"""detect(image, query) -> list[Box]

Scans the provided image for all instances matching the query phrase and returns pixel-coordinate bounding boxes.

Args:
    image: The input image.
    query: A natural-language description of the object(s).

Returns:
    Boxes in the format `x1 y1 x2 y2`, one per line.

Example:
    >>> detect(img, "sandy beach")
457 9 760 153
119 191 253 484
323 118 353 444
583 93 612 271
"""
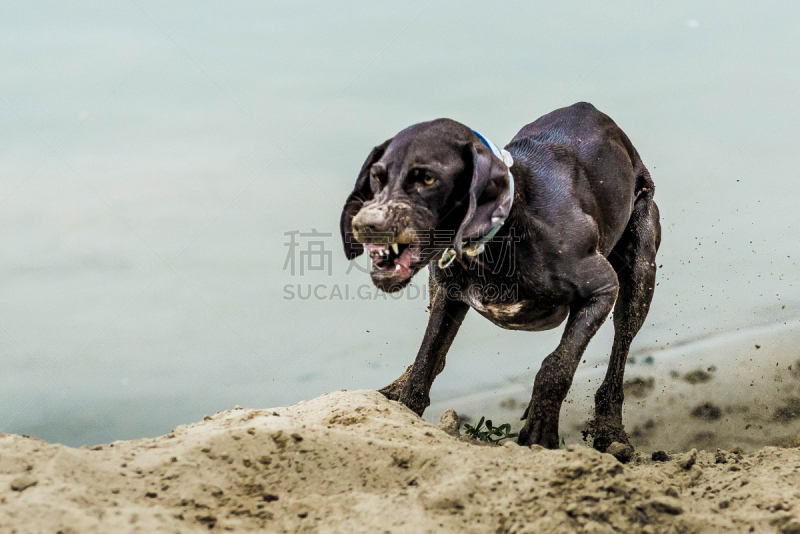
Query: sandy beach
3 383 800 533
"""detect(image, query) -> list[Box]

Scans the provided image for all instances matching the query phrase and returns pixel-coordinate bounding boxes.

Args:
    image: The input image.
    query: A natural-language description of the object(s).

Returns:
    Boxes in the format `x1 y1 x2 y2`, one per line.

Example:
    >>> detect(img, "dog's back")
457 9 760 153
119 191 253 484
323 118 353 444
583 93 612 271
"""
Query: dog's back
506 102 652 256
512 101 653 190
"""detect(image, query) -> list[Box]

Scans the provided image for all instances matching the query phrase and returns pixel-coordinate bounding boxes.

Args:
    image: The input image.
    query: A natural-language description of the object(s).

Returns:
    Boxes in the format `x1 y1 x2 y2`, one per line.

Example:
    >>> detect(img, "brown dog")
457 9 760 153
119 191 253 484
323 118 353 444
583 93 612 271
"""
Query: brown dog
340 102 660 449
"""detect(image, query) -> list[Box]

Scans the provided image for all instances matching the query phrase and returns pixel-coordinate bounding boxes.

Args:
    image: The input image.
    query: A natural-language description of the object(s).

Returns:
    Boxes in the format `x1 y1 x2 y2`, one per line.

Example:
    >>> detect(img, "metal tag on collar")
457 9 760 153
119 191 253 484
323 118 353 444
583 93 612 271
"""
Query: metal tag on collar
439 241 483 268
438 248 457 269
465 243 485 257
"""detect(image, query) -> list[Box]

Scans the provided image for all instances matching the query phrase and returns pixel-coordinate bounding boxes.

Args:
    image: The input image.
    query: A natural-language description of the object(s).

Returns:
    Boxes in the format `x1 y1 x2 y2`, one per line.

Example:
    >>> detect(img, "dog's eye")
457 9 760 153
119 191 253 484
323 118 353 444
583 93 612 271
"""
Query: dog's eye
411 169 435 186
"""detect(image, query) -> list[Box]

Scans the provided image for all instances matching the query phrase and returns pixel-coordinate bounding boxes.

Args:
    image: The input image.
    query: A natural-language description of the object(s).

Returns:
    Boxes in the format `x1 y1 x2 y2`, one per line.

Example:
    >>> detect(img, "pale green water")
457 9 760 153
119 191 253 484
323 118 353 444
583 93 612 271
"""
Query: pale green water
0 1 798 446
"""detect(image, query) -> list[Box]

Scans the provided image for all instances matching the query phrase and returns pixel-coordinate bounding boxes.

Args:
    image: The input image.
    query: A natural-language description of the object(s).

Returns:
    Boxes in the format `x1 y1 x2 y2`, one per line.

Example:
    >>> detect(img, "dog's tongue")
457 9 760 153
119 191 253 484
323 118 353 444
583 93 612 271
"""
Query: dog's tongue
394 247 418 279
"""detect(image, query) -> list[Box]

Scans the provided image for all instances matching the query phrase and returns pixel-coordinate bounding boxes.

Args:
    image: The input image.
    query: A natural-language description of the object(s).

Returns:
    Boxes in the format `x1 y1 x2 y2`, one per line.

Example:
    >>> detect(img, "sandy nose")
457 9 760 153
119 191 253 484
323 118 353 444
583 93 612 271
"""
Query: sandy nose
352 206 390 237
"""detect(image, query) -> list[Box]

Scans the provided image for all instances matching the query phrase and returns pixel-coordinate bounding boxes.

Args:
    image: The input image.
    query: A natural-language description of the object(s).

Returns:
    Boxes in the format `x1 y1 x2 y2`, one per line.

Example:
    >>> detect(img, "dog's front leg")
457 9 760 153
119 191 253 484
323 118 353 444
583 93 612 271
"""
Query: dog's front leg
379 285 469 416
518 260 618 448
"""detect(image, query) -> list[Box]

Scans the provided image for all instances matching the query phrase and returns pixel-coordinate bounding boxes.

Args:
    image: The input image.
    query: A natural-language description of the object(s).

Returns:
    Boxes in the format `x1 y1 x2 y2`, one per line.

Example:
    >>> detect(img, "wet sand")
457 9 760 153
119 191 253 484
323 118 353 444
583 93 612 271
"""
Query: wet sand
429 317 800 453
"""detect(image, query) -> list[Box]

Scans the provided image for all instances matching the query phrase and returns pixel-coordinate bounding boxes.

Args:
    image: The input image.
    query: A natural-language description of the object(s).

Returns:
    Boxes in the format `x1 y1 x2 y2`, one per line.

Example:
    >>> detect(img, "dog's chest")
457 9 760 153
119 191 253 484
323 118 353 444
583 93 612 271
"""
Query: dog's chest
462 290 523 317
460 287 568 332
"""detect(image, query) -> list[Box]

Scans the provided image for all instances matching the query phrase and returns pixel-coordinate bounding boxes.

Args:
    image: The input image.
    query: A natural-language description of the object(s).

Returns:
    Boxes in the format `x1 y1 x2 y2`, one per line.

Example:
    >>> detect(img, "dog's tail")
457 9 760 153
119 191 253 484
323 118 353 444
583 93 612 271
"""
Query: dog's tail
634 162 655 200
621 133 654 200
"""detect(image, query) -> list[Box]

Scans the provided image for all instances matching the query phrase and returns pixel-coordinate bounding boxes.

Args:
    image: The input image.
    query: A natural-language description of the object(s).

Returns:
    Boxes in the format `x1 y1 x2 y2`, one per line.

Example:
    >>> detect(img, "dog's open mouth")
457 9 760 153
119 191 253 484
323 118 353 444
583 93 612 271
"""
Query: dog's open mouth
365 242 421 286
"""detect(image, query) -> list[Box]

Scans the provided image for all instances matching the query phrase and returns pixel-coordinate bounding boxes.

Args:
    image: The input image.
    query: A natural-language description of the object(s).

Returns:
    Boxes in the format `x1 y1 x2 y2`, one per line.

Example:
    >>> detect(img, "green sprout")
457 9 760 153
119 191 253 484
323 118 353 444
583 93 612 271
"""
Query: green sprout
462 417 519 445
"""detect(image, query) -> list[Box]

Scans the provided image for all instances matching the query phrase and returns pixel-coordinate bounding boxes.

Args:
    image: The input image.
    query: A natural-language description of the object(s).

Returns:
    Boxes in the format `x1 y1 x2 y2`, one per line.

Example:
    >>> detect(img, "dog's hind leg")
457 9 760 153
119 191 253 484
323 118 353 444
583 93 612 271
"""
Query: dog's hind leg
518 258 618 449
378 277 469 416
589 187 661 452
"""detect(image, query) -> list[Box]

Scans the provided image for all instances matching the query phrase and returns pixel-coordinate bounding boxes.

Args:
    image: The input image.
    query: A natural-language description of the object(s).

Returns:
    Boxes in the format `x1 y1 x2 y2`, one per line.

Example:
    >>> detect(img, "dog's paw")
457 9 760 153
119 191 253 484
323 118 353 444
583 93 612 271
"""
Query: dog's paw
518 419 560 449
396 388 429 417
377 385 401 402
377 365 413 403
378 387 427 416
584 416 631 453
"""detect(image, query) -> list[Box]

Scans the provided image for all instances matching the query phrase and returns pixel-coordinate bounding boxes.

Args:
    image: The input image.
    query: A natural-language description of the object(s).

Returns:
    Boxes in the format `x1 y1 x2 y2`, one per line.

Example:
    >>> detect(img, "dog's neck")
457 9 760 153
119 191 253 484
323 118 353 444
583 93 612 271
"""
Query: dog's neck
438 130 515 269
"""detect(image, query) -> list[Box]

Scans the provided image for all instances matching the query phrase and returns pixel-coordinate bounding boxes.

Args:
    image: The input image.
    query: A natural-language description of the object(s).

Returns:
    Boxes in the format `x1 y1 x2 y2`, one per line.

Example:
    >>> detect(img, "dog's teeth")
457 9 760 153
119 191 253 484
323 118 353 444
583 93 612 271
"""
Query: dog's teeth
391 243 399 255
395 264 401 271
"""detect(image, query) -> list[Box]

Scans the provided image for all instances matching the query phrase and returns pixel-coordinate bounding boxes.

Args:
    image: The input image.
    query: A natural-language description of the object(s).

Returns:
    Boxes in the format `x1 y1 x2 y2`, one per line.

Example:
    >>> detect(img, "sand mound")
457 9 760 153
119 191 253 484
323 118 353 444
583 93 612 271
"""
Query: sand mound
2 390 800 533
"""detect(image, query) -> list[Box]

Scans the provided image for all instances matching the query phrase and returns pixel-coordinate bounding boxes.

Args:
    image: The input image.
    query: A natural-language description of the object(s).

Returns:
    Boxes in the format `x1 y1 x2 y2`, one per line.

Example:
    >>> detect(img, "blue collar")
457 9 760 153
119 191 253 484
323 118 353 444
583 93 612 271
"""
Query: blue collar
438 130 514 269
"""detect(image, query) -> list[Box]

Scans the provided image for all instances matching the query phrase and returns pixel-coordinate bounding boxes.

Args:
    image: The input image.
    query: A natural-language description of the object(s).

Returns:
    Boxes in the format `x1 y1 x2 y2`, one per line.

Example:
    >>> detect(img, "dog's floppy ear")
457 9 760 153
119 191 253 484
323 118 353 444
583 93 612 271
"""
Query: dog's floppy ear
340 138 392 259
453 142 513 256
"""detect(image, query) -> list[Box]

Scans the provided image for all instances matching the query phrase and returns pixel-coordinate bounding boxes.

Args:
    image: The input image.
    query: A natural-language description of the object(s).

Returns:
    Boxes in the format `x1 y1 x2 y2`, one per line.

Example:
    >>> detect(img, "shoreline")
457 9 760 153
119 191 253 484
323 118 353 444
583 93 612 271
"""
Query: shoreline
429 317 800 452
